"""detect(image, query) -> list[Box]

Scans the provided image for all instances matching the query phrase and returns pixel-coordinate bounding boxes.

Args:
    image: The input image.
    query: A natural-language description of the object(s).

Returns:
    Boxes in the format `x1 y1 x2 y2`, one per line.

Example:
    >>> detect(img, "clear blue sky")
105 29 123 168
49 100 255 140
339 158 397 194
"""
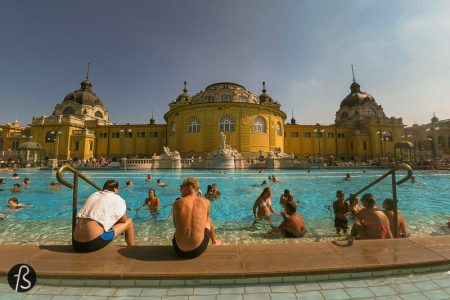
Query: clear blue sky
1 0 449 126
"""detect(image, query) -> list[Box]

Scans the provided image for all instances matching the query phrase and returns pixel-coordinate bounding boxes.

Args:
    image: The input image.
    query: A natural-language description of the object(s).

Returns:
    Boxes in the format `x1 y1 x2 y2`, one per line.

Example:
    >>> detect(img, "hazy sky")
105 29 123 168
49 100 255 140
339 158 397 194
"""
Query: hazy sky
1 0 449 127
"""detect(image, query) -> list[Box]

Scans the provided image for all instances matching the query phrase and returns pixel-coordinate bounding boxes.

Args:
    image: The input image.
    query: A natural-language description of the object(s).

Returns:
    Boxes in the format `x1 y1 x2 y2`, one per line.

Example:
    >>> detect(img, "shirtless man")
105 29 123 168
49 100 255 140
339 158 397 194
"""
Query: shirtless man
72 179 135 252
382 199 407 238
7 197 30 209
333 190 350 235
270 201 307 238
351 194 393 240
172 177 219 259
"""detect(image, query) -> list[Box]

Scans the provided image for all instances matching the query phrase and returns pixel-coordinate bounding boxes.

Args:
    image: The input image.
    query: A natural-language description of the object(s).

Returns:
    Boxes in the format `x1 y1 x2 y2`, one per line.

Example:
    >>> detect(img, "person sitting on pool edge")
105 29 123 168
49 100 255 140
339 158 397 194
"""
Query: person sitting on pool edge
350 193 393 240
270 201 307 238
72 179 135 253
382 199 408 238
172 177 220 259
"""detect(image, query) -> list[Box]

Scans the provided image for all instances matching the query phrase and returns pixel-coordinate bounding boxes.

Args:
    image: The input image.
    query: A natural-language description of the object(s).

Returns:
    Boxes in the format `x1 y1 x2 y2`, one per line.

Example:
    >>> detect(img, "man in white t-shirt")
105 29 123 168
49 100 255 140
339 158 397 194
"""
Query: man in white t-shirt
72 179 135 252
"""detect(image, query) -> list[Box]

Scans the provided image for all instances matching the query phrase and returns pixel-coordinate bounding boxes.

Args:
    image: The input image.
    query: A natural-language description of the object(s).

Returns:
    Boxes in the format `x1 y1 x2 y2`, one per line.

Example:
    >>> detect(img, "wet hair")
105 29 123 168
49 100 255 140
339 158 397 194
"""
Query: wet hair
383 199 394 210
284 189 290 194
103 179 119 192
349 197 359 205
12 173 18 177
259 187 272 198
285 201 297 214
182 177 200 191
362 193 375 207
336 190 344 197
13 183 21 188
8 197 18 204
148 188 156 196
206 185 212 192
126 180 132 186
0 178 4 183
212 183 217 187
24 178 29 181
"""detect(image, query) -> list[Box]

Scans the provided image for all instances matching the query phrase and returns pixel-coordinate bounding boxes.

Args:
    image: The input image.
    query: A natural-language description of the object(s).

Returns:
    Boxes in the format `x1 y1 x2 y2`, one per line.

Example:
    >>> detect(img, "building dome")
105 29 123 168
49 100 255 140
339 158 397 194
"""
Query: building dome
175 81 191 103
340 81 376 108
63 79 104 107
259 82 275 104
18 141 42 150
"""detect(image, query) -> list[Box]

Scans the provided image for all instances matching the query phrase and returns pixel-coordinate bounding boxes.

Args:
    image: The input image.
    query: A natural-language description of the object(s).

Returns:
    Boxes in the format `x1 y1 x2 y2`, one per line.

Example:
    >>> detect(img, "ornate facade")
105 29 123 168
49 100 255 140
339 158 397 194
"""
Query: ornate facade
2 73 434 165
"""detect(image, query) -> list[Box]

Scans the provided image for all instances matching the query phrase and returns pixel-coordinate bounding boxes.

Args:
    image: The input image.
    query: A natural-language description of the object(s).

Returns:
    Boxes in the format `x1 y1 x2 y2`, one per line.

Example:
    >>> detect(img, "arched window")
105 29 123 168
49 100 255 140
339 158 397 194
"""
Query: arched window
45 131 56 143
341 111 349 119
95 111 103 118
205 96 214 102
253 117 266 133
63 107 75 115
239 95 248 102
219 116 235 132
383 131 393 142
188 117 200 133
276 122 282 136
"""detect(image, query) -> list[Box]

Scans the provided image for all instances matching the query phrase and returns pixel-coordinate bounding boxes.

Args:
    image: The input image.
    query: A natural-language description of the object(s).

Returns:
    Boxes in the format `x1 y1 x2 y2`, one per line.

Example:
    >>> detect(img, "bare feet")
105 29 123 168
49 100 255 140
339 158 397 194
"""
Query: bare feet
213 239 222 245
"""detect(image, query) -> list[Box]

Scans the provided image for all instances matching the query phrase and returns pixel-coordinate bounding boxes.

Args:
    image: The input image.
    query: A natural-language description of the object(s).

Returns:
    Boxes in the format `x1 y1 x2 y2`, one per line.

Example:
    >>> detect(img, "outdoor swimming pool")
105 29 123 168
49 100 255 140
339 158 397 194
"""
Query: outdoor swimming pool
0 168 449 245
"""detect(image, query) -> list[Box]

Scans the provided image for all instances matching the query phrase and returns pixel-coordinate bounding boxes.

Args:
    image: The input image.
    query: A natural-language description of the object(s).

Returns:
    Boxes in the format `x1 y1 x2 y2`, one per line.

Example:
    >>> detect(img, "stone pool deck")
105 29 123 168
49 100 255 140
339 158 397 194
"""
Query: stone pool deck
0 236 449 282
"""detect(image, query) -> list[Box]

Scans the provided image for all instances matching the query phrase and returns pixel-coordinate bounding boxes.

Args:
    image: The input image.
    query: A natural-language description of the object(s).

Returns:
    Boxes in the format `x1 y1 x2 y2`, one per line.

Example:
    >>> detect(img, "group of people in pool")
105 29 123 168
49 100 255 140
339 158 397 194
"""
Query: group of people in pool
1 173 61 194
333 190 409 239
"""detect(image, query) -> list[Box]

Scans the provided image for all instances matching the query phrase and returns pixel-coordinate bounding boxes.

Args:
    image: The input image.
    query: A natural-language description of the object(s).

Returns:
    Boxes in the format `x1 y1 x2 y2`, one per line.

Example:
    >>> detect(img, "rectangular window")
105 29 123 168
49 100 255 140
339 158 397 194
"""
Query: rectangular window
89 141 93 151
125 132 133 138
206 96 214 102
337 133 345 138
112 132 120 138
291 132 299 138
303 132 311 138
75 141 79 151
99 133 108 138
137 132 145 138
149 131 159 138
350 142 354 151
327 133 334 138
363 141 367 150
221 95 231 102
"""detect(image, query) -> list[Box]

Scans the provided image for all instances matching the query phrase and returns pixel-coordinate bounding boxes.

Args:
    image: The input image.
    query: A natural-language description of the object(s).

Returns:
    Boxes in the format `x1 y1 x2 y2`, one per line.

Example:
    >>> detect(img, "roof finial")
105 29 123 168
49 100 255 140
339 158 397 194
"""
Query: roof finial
150 110 155 124
290 109 296 125
351 65 355 82
86 62 91 80
262 81 267 93
183 81 188 93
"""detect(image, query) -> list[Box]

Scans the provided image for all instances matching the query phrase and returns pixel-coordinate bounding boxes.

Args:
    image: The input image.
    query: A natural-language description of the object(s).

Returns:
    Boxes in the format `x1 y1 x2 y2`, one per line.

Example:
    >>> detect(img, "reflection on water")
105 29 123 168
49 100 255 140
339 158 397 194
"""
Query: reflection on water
0 168 449 245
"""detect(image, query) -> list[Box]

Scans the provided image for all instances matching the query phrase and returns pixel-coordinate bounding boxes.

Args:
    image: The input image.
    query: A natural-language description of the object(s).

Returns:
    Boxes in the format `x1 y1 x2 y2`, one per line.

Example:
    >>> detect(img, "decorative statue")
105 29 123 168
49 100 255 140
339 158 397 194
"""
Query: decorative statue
220 132 226 149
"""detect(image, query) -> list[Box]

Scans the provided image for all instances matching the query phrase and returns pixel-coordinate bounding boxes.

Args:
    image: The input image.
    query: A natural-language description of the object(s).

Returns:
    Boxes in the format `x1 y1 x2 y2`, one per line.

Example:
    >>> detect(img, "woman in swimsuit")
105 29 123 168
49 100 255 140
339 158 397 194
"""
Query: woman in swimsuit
252 187 277 226
144 189 160 213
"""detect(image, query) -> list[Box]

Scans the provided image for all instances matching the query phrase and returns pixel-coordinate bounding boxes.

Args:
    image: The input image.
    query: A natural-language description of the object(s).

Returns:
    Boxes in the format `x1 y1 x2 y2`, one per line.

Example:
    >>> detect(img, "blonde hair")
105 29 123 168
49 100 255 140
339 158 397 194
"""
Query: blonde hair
183 177 200 191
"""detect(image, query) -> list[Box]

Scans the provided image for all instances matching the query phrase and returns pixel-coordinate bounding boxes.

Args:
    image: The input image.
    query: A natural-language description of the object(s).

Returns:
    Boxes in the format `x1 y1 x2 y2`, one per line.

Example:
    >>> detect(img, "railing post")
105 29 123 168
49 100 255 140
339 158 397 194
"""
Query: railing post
72 173 78 235
391 170 398 238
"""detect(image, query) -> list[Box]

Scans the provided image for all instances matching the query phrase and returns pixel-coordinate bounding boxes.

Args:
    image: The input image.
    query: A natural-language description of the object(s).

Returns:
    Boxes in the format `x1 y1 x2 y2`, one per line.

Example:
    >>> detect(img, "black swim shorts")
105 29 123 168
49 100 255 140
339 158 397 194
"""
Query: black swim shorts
72 230 115 253
172 228 210 259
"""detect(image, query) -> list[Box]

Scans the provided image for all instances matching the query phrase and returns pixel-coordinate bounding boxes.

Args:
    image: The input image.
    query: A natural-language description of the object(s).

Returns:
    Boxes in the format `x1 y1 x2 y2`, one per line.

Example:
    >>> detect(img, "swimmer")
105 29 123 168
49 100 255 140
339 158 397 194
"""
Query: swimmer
252 187 277 226
22 179 29 186
145 174 152 183
270 174 280 183
144 188 160 211
49 181 61 190
279 189 294 209
258 168 263 173
333 190 350 235
12 173 20 180
7 197 29 209
156 179 168 187
260 180 268 186
11 183 21 193
126 180 133 187
0 178 5 184
344 173 351 181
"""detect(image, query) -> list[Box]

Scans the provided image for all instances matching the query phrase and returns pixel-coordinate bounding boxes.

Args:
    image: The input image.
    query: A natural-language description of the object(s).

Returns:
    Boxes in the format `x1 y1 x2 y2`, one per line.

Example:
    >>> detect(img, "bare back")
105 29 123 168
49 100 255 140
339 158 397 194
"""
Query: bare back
173 195 210 251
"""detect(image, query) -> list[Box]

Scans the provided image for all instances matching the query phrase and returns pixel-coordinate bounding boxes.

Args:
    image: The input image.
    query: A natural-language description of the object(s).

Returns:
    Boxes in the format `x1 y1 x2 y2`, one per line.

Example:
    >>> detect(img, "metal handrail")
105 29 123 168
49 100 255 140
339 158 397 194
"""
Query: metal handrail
348 163 413 238
56 165 101 234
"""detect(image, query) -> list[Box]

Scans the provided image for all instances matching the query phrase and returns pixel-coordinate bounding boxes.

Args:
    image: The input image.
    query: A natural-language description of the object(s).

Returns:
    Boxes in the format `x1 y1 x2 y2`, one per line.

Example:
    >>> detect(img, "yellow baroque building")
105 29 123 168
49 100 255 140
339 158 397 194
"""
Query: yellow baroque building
1 74 417 165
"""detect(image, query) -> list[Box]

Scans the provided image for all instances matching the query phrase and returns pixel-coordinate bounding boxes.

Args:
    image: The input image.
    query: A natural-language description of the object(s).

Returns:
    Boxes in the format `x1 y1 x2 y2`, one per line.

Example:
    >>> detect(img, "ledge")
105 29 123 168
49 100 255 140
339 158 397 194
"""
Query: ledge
0 236 449 280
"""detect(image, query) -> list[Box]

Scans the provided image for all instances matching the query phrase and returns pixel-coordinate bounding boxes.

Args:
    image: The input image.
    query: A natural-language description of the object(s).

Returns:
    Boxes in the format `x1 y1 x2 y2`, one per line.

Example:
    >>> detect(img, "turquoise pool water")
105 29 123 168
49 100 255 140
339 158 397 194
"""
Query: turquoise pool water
0 168 449 245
